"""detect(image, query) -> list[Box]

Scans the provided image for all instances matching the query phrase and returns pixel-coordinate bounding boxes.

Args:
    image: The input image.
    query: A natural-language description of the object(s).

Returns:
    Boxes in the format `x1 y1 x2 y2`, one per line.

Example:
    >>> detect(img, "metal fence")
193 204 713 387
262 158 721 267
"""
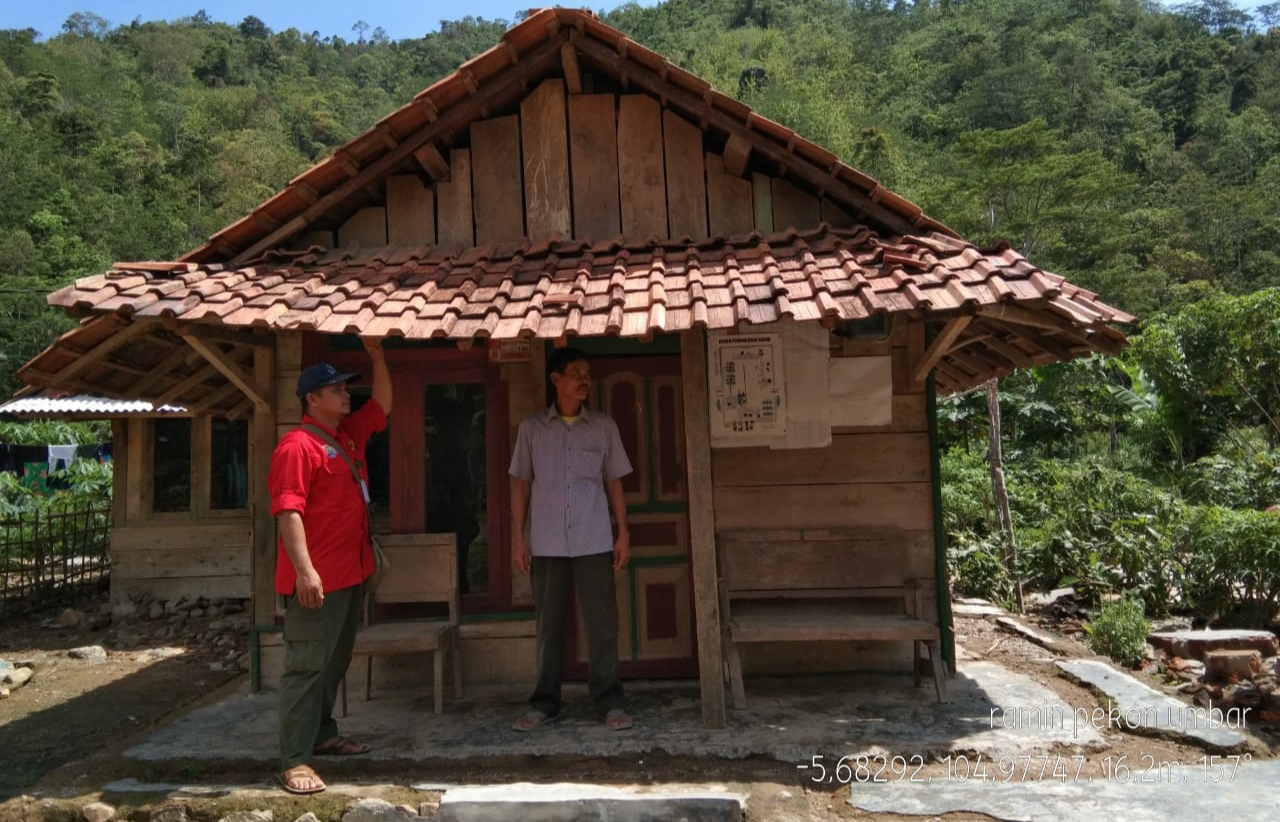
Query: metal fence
0 504 111 616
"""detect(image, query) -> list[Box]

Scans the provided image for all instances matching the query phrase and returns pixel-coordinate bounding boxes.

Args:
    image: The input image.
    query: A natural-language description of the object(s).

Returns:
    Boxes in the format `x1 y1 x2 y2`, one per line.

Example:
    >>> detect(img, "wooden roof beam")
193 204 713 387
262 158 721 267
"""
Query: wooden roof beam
561 41 582 94
177 324 275 349
977 303 1081 333
189 380 247 416
913 315 971 384
230 34 567 264
180 332 272 408
572 35 919 237
723 134 751 177
155 363 219 407
131 344 201 397
412 143 451 182
50 319 154 386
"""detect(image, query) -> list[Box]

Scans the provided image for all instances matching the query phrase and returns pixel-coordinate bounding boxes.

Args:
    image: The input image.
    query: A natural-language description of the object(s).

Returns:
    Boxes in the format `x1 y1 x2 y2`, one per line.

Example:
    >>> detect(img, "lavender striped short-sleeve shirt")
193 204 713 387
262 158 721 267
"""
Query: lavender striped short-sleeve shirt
508 405 633 558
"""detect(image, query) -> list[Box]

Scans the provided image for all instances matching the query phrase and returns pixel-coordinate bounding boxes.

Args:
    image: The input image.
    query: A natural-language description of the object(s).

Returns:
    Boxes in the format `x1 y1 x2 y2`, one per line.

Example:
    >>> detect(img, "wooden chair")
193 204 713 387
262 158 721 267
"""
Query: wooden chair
341 532 463 715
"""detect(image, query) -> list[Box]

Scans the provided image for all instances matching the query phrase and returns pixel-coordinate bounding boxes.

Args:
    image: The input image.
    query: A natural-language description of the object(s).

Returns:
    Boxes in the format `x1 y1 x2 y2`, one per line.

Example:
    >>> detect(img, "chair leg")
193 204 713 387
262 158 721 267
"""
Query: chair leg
433 650 445 715
928 641 948 703
913 640 922 689
451 635 464 699
364 655 373 701
726 639 746 710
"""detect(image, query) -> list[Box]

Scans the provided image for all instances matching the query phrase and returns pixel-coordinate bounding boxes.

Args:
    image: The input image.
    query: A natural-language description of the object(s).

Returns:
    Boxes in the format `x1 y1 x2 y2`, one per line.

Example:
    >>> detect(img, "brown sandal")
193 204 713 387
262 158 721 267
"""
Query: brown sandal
277 764 326 795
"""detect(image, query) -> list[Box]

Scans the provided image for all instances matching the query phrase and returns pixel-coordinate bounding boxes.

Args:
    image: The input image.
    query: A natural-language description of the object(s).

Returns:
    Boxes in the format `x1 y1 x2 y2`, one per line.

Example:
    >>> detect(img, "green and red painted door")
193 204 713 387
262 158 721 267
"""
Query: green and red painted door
565 352 697 678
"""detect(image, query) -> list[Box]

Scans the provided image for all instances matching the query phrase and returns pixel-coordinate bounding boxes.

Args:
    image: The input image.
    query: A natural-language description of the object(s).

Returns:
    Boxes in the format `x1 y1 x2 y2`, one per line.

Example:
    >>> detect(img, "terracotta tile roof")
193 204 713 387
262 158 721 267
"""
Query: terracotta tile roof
43 225 1132 393
180 8 950 266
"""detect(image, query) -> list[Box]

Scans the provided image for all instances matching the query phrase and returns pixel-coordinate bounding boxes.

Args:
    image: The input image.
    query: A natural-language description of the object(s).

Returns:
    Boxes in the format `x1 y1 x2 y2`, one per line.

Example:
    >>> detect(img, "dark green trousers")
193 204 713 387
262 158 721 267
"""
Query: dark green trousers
278 584 360 770
529 552 624 717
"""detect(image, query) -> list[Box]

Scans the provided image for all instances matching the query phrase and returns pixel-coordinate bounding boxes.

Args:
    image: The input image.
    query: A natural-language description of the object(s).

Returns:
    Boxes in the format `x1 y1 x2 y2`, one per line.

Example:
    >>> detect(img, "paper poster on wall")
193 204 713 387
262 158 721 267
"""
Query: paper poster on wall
709 333 786 440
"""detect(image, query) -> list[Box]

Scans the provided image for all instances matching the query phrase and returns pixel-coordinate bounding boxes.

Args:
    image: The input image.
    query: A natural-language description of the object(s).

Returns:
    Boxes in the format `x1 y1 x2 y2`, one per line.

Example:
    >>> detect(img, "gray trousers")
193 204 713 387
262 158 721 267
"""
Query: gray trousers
529 552 624 716
278 584 360 770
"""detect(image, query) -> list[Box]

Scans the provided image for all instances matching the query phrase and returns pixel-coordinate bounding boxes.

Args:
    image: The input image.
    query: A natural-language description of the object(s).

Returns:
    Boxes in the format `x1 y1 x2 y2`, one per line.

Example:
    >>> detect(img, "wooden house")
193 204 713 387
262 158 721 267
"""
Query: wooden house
13 9 1131 727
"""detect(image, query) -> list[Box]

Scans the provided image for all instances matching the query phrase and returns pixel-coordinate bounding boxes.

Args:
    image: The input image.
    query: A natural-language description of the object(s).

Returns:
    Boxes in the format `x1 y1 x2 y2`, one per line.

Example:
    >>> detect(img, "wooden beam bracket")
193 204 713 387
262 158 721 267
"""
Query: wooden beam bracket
913 316 972 385
180 332 272 408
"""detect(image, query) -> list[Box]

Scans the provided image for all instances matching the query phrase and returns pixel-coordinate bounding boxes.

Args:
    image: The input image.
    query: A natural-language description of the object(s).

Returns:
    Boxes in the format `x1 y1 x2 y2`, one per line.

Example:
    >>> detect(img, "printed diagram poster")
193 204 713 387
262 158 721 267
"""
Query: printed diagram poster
710 333 787 440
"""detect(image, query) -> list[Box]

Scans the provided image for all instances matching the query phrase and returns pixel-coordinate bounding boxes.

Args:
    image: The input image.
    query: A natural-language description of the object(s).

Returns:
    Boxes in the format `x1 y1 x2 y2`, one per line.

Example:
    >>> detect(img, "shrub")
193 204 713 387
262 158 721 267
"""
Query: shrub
1086 599 1151 668
1014 460 1183 614
1182 451 1280 511
1180 505 1280 627
947 532 1017 608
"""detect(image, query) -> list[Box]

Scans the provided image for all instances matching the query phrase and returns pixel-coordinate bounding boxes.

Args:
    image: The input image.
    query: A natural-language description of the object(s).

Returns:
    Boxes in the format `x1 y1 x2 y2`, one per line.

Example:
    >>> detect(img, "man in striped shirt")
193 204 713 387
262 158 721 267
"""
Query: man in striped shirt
509 347 635 731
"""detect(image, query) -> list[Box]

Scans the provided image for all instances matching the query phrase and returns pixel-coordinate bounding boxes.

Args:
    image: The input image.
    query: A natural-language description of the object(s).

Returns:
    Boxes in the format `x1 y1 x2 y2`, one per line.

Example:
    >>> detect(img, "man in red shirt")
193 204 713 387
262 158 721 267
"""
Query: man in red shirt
269 338 391 795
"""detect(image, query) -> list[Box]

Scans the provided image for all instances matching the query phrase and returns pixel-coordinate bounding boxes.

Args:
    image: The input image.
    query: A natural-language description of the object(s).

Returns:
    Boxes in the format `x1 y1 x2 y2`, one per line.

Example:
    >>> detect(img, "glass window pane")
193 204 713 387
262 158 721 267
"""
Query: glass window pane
425 383 487 595
210 418 249 510
152 419 191 512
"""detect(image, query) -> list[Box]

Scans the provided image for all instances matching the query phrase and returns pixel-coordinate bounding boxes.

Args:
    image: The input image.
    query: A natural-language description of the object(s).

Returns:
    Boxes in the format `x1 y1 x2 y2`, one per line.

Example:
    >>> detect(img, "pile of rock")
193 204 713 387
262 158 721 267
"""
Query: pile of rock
1151 628 1280 722
0 658 36 698
45 590 252 674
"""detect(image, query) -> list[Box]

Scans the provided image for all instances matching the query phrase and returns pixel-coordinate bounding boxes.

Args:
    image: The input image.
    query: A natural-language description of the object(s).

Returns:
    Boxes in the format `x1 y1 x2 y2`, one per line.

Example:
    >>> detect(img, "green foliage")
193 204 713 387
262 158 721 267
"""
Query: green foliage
948 532 1017 609
1181 506 1280 626
0 419 109 445
1086 599 1152 668
1015 461 1185 615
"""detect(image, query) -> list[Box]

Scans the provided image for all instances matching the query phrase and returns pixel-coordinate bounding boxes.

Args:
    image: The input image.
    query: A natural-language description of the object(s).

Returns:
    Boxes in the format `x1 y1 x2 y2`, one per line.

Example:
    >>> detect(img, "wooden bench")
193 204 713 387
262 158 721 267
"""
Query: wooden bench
717 529 948 708
342 532 462 716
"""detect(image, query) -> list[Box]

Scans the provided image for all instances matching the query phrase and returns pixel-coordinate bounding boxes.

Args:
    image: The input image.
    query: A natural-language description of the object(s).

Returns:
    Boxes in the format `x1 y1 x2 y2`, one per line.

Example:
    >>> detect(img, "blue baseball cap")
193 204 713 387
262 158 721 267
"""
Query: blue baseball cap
296 363 360 398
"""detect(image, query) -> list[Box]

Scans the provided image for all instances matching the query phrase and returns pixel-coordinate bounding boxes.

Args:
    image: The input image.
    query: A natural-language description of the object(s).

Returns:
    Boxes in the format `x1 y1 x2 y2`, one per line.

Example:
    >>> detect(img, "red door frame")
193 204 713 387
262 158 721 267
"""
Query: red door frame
302 336 511 612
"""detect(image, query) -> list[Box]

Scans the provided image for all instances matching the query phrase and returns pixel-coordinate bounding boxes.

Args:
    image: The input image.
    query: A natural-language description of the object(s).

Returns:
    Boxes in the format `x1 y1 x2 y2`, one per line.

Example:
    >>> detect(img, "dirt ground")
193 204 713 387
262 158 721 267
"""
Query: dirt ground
0 592 1277 821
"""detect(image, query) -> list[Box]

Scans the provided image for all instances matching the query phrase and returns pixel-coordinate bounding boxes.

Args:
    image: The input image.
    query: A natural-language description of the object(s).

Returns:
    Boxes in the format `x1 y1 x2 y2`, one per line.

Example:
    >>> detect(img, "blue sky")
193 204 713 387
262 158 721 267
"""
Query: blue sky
0 1 1271 42
0 1 639 41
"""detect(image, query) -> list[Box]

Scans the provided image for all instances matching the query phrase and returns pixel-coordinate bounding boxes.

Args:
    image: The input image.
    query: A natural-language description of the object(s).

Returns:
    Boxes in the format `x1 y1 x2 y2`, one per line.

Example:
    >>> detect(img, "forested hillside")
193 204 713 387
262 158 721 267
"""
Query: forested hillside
2 0 1279 633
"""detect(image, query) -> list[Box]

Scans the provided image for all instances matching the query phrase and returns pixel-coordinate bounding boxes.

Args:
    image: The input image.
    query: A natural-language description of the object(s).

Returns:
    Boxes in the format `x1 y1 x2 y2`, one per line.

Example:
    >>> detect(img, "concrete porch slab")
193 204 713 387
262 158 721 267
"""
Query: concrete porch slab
123 661 1103 766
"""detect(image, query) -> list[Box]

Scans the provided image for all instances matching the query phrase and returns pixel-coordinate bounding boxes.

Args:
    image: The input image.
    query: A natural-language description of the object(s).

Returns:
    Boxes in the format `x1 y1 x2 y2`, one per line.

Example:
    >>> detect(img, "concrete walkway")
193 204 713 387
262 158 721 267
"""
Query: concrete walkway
125 661 1102 766
849 758 1280 822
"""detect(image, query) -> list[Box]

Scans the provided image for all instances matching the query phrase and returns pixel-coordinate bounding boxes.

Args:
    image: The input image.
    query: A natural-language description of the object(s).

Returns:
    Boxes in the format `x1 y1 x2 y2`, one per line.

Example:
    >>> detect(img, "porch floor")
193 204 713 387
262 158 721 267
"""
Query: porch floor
124 660 1102 766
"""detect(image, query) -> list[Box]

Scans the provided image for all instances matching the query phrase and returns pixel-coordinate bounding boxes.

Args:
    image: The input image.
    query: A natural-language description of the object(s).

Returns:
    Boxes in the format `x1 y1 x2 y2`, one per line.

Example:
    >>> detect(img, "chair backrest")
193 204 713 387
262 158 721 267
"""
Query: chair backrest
370 532 458 623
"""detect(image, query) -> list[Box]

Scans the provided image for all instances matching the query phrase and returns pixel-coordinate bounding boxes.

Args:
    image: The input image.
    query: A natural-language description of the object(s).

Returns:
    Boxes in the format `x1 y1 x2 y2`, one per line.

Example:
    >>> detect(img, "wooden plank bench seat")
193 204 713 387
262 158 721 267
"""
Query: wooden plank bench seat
718 529 948 708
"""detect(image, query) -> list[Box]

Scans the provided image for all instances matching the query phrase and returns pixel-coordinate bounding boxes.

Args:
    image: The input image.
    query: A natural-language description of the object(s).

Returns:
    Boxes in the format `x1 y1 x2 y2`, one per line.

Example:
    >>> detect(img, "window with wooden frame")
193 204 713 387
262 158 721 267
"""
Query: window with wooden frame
145 416 249 518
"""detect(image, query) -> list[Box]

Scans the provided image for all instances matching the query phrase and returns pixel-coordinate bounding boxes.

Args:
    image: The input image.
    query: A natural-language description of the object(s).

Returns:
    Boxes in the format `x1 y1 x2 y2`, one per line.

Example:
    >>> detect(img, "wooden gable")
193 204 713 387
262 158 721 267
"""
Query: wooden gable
296 80 865 254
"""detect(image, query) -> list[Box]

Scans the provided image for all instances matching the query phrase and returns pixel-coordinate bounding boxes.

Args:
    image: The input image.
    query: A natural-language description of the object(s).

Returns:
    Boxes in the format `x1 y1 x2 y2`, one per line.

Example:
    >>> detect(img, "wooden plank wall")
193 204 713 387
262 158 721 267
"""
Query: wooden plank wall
710 319 935 674
111 522 253 602
335 87 861 249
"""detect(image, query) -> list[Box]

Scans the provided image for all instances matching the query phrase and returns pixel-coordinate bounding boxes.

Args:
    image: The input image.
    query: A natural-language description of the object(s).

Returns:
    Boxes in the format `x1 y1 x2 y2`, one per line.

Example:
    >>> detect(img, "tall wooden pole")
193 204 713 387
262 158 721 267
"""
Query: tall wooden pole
985 378 1024 613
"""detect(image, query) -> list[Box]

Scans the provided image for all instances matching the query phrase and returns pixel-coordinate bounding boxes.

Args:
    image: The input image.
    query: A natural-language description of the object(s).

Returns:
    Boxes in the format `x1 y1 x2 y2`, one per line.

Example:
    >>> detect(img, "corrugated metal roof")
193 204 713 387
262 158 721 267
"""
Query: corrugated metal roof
0 394 186 416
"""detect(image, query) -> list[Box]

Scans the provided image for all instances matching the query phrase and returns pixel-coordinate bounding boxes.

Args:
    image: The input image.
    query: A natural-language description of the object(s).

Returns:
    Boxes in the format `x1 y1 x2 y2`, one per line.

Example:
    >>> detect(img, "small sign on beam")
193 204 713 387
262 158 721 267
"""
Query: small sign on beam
488 339 532 363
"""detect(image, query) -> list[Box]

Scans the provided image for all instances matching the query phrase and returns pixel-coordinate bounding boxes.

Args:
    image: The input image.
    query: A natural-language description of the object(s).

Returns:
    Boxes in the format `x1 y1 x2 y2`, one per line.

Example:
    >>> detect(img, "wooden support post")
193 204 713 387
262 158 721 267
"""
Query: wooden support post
251 344 278 626
912 316 971 385
680 329 726 729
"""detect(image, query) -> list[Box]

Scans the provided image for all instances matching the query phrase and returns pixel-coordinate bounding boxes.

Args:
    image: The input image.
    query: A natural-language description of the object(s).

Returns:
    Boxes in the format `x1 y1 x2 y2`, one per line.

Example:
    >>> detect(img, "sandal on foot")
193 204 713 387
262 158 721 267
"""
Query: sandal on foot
277 764 326 795
512 709 556 732
605 708 634 731
312 735 371 756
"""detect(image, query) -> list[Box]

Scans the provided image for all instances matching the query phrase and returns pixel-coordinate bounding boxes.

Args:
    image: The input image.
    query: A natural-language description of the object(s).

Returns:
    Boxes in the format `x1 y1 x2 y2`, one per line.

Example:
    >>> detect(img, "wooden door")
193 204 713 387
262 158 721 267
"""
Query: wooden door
565 355 697 678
